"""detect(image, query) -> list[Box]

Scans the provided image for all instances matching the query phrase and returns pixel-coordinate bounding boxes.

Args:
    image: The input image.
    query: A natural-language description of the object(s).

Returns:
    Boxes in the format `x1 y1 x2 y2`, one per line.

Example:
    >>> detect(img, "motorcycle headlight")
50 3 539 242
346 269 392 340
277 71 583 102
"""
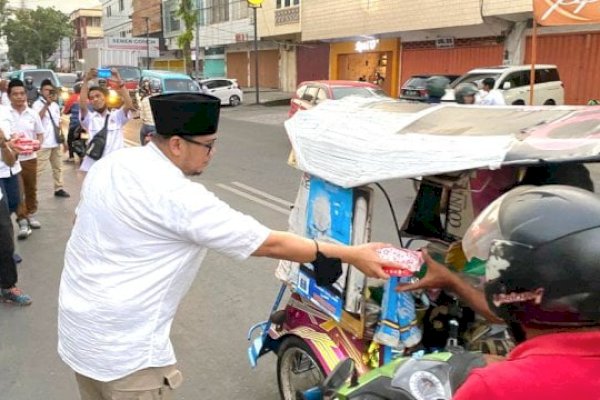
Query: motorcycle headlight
408 371 447 400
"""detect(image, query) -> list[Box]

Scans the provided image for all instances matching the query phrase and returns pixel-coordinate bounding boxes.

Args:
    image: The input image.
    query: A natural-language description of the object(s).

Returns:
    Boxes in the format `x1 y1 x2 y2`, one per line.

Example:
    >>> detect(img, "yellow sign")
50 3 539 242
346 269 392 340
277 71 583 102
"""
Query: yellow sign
534 0 600 26
247 0 264 6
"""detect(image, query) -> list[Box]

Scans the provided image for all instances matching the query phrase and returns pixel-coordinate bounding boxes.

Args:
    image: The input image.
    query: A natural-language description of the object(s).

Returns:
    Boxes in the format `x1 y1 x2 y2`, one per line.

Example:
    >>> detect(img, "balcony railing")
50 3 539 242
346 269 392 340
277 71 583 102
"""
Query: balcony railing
275 6 299 26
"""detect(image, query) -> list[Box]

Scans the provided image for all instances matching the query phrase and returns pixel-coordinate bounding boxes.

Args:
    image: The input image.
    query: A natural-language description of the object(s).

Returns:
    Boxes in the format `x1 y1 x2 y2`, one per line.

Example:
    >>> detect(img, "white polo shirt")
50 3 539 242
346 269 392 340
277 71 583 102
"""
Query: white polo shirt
32 99 61 149
478 89 506 106
58 143 271 381
79 107 131 172
0 105 21 177
11 106 44 162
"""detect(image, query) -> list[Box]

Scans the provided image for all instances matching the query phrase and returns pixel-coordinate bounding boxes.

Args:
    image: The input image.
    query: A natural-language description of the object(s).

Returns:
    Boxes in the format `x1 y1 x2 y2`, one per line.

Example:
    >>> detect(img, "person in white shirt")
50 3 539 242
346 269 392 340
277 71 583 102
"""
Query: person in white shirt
58 93 396 400
79 68 134 172
0 113 31 306
0 79 10 106
33 79 70 198
477 77 506 106
8 79 44 239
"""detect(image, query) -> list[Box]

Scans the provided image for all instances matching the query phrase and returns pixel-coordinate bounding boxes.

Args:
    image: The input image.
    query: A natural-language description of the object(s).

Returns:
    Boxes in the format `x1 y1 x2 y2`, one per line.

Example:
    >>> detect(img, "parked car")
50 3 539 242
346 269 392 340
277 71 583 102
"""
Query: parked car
444 65 564 105
289 80 389 117
199 78 243 106
104 65 141 91
140 70 201 95
400 74 459 102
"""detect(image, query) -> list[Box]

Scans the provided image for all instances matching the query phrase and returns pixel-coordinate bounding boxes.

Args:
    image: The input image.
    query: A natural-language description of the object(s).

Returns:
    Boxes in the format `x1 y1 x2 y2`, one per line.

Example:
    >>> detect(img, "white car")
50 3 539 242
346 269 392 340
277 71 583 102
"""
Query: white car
443 65 564 105
199 78 243 106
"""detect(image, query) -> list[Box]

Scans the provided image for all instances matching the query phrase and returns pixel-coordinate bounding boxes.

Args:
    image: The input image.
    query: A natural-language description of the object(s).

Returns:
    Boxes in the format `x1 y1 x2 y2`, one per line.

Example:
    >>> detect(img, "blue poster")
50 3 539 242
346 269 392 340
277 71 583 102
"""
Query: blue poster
306 177 353 244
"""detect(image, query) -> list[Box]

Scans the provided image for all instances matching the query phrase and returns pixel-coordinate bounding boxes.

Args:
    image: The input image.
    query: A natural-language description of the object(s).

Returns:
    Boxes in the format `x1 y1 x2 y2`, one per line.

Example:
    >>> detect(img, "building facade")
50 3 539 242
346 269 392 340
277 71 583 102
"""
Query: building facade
70 7 104 69
102 0 134 38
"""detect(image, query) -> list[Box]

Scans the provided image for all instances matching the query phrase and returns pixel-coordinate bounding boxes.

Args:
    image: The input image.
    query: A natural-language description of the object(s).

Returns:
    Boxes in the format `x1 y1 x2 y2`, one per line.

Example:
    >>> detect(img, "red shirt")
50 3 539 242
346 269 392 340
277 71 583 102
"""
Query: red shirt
454 331 600 400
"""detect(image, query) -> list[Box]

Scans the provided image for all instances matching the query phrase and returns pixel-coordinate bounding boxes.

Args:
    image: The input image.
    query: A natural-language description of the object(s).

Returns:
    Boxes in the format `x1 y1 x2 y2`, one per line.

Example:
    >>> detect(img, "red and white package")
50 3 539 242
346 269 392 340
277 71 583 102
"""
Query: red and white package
13 135 40 155
377 247 423 277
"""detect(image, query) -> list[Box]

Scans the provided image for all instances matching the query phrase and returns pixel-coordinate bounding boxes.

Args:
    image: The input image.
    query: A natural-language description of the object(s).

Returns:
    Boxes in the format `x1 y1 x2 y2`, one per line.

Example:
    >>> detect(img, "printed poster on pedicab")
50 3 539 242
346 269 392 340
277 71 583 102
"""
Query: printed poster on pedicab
296 176 353 321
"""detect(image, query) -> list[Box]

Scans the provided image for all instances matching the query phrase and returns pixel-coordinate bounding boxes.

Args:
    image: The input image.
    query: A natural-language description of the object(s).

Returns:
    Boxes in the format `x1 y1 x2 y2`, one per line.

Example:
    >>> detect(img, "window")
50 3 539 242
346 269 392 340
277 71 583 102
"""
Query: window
535 68 560 84
501 71 530 89
277 0 299 8
169 11 181 32
164 79 200 92
107 6 112 17
314 88 327 104
211 0 229 23
295 84 307 98
233 0 249 20
119 0 124 12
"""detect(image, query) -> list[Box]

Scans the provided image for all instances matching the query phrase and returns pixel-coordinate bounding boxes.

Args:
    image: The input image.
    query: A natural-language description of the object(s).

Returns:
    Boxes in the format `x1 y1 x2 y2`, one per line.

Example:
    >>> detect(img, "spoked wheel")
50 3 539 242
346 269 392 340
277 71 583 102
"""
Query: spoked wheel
277 336 326 400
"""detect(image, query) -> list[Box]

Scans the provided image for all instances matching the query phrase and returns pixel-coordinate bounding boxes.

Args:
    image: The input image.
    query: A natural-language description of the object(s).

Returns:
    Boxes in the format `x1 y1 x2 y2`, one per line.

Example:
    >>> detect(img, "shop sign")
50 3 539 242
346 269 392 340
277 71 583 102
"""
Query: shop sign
275 7 300 25
534 0 600 26
355 39 379 53
435 37 455 49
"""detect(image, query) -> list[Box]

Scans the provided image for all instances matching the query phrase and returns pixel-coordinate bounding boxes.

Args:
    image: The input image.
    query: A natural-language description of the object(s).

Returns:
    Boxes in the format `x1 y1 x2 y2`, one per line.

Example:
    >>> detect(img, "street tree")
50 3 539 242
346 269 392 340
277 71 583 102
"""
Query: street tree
4 7 71 68
0 0 8 37
177 0 197 75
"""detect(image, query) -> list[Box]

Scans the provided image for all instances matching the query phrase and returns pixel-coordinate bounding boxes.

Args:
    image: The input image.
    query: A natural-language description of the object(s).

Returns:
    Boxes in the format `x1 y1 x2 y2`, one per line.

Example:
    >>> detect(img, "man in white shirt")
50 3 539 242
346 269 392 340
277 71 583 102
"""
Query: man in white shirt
58 93 395 400
8 79 44 239
477 77 506 106
0 115 32 305
33 79 70 198
79 68 133 172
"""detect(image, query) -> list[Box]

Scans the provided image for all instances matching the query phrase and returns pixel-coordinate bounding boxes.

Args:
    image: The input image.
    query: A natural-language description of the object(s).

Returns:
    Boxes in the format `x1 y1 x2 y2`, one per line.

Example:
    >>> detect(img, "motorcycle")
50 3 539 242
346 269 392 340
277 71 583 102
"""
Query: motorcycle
247 98 600 399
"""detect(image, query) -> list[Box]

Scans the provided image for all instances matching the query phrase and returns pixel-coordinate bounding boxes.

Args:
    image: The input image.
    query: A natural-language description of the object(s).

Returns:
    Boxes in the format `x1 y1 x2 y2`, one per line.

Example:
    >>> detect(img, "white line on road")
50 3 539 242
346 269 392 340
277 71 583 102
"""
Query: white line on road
231 181 292 207
217 183 290 215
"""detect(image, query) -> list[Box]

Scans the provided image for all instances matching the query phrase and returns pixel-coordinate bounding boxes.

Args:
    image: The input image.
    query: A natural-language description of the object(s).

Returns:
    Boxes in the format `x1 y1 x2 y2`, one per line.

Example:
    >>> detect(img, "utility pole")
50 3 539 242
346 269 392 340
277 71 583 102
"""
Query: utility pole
194 10 200 79
247 0 263 104
145 17 150 69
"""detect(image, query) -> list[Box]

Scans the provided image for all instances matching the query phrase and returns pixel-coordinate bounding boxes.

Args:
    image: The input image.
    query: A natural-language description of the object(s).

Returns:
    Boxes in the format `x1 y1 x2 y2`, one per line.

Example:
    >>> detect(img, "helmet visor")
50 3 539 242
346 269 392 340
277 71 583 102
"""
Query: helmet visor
462 185 532 262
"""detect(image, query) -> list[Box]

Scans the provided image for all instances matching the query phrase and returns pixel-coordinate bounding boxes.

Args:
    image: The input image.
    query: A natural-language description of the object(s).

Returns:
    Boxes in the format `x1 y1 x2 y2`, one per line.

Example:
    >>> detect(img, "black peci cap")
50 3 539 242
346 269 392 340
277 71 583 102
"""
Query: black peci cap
150 93 221 136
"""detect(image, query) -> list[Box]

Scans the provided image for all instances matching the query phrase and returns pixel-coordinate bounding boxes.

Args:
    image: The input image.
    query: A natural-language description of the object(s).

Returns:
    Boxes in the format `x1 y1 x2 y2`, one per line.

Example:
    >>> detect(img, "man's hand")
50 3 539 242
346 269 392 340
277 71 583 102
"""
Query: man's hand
396 249 457 292
85 68 96 82
346 243 394 280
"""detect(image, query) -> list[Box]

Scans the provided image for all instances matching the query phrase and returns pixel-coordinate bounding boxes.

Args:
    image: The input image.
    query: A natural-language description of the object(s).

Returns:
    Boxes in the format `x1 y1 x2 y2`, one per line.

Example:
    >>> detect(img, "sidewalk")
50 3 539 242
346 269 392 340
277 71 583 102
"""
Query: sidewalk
241 88 293 107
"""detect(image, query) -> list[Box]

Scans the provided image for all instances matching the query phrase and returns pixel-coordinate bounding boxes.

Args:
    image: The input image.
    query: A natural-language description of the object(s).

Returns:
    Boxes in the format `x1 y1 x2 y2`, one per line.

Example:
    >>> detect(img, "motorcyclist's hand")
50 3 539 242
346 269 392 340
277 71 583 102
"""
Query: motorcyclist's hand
396 249 456 292
347 242 395 280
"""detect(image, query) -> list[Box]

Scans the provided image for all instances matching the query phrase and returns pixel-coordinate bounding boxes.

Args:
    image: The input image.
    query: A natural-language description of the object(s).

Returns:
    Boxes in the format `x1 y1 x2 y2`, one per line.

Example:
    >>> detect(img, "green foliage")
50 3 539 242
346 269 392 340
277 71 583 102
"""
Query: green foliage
177 0 197 75
0 0 8 36
4 7 71 68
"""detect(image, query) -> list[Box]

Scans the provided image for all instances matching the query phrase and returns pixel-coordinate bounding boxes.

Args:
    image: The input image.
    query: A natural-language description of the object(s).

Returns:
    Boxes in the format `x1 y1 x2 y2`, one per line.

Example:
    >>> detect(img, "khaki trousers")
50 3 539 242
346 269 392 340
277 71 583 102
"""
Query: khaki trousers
16 158 37 220
36 147 64 190
75 365 183 400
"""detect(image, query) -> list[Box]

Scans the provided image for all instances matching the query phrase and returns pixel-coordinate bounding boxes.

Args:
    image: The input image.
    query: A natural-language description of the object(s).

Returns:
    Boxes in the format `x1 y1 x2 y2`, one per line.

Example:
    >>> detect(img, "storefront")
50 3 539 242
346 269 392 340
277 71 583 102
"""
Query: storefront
329 38 400 97
204 47 226 78
399 37 504 88
525 31 600 105
226 43 280 89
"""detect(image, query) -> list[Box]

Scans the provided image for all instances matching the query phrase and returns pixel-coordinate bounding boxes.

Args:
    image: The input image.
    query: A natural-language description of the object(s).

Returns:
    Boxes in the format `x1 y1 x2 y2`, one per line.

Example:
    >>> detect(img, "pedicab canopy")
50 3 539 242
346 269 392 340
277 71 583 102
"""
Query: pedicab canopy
285 97 600 188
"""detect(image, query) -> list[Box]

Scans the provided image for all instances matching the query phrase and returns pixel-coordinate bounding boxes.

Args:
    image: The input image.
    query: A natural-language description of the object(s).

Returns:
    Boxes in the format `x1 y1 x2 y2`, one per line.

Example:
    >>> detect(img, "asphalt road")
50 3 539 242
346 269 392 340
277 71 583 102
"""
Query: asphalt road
4 105 600 399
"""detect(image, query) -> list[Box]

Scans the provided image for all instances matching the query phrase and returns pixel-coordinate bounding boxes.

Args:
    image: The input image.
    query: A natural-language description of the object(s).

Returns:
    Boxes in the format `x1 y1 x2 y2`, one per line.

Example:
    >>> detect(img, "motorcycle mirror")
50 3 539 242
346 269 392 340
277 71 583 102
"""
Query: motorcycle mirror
322 358 356 391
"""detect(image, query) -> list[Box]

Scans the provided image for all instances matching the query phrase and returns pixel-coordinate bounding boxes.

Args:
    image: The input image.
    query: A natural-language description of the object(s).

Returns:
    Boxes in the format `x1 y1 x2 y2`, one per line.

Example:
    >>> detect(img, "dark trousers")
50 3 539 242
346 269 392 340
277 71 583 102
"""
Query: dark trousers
16 158 38 220
0 187 17 289
0 174 22 214
67 125 80 159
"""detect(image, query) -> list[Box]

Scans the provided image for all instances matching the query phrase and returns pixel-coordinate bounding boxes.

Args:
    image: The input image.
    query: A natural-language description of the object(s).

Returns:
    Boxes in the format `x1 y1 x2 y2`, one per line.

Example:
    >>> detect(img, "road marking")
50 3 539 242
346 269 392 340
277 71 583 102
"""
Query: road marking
217 183 290 215
231 181 292 207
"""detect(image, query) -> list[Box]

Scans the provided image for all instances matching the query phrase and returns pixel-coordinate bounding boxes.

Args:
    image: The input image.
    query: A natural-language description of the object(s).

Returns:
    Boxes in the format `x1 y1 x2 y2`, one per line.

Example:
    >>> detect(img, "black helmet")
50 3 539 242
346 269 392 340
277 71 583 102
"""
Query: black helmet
425 76 450 98
454 83 478 104
463 185 600 328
